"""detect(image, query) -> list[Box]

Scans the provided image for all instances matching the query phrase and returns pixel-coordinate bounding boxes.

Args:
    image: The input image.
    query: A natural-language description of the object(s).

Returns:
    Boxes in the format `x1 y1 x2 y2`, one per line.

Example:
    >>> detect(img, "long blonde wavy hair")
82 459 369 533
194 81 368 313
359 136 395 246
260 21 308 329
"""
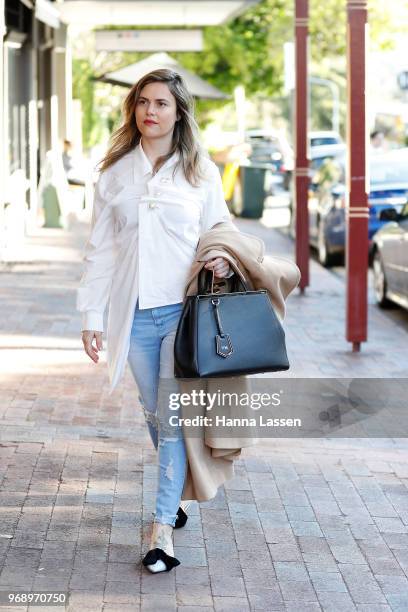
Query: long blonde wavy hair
98 68 206 187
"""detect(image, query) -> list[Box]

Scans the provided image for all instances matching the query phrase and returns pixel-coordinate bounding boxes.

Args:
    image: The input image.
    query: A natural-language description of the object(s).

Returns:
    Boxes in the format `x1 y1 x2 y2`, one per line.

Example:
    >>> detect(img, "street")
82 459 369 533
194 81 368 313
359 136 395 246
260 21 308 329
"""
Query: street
0 216 408 611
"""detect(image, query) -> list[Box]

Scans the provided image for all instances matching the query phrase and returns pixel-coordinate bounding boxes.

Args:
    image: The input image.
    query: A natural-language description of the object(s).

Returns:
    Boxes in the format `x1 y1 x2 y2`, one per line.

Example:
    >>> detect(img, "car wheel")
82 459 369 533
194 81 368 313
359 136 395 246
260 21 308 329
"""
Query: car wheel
317 221 335 267
373 250 392 308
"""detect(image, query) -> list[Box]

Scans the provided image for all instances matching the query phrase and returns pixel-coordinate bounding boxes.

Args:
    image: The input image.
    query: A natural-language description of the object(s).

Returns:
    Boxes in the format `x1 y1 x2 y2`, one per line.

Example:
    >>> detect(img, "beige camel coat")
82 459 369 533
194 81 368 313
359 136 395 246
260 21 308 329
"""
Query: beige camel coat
180 222 301 501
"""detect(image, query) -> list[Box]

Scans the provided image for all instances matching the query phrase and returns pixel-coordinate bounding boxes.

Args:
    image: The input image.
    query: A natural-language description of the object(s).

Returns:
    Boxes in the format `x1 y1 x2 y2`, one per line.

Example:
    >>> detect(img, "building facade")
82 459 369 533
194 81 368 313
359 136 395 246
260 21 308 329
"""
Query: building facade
1 0 71 259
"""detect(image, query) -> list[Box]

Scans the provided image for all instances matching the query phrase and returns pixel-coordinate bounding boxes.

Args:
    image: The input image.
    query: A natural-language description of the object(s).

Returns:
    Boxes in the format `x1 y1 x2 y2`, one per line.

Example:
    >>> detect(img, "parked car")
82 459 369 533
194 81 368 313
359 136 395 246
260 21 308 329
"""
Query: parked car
307 148 408 266
372 203 408 310
245 129 294 191
289 144 346 238
309 130 343 148
309 143 346 170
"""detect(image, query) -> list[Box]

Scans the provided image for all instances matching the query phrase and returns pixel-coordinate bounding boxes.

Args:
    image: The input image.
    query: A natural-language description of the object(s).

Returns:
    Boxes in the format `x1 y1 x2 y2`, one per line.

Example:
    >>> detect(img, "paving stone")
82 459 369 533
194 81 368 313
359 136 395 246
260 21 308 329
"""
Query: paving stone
303 552 339 572
367 557 404 575
373 517 408 534
141 567 175 594
384 594 408 611
274 561 309 582
106 562 139 582
246 587 284 610
108 544 140 563
101 603 135 612
241 567 276 586
317 590 357 611
285 505 316 522
141 593 176 611
207 556 243 578
383 533 408 550
263 526 296 545
210 576 246 597
268 542 302 562
309 570 347 593
290 520 324 537
66 589 104 611
284 603 322 612
338 564 387 605
176 608 213 612
374 573 408 594
355 605 391 611
175 567 210 586
238 548 273 569
204 539 238 558
176 585 213 606
174 546 207 568
103 581 141 606
234 532 267 551
213 596 250 611
279 579 317 601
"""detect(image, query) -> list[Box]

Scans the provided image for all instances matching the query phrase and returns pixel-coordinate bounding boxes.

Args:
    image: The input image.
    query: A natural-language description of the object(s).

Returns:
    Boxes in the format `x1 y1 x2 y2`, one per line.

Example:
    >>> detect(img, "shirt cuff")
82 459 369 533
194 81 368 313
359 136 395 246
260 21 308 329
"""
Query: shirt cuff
82 310 104 332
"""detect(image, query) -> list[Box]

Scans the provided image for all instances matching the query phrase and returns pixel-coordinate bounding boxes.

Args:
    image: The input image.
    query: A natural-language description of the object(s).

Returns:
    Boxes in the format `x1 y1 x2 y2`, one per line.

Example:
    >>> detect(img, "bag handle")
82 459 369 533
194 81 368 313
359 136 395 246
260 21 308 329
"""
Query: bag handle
198 265 249 295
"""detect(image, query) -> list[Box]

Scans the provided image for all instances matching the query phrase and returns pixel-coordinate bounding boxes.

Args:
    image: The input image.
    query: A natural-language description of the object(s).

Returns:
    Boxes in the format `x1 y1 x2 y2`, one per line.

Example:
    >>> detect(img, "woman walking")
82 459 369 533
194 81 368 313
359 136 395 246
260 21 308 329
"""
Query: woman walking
77 69 233 573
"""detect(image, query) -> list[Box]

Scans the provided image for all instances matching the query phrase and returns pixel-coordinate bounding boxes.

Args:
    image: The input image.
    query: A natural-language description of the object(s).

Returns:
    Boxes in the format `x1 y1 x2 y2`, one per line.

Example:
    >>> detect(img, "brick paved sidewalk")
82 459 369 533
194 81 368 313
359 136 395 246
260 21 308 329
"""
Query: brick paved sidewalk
0 219 407 611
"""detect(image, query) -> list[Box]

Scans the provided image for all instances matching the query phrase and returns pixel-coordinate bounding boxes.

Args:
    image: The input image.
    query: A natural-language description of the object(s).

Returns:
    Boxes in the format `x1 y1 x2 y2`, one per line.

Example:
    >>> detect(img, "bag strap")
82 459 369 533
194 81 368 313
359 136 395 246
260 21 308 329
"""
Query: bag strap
198 264 249 295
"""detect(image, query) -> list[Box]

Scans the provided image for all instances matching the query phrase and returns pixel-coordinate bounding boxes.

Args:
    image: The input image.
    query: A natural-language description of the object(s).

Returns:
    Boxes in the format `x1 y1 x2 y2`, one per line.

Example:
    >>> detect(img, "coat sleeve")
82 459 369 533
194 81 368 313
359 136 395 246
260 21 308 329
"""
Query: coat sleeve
200 162 234 234
76 171 118 332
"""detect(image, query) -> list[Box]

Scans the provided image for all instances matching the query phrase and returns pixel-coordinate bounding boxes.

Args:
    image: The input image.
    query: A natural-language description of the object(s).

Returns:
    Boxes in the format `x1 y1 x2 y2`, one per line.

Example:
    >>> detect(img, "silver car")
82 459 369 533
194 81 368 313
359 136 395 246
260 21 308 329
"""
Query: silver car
372 201 408 310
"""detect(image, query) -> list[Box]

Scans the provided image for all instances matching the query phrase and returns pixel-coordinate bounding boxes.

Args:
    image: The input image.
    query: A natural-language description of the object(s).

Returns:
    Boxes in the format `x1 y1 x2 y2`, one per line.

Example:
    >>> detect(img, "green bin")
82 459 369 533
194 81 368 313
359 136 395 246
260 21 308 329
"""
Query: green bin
42 184 62 228
232 164 268 219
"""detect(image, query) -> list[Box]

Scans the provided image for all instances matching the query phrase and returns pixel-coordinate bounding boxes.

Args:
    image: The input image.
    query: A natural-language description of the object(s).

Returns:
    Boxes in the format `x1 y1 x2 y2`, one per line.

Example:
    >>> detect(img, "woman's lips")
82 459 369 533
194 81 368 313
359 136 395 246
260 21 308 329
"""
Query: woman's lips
144 120 158 125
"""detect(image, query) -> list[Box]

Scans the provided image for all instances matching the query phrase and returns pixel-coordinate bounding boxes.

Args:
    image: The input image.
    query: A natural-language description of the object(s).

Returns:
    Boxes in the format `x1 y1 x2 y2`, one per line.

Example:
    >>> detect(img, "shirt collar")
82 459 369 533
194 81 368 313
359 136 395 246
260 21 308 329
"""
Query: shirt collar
134 138 180 179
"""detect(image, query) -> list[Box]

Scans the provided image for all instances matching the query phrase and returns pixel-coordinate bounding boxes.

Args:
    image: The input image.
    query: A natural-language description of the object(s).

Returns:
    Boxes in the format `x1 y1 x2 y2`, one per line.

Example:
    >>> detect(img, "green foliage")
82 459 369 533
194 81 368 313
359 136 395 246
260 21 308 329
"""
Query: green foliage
72 58 108 148
309 0 403 59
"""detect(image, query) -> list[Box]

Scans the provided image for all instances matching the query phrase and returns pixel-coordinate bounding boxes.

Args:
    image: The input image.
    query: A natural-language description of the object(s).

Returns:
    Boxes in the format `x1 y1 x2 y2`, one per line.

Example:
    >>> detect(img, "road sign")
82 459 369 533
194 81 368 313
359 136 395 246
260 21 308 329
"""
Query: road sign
95 29 203 52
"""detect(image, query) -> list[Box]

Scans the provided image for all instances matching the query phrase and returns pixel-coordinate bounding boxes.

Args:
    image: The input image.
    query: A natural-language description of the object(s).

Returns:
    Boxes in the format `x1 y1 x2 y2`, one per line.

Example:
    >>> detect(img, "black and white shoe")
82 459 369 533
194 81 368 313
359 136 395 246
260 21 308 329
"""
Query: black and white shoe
142 547 180 573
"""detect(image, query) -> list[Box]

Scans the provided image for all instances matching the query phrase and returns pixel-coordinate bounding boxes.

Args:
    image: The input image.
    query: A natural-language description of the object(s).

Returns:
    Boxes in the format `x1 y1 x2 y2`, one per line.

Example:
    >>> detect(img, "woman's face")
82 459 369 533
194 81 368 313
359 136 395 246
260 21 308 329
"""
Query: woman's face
135 81 180 141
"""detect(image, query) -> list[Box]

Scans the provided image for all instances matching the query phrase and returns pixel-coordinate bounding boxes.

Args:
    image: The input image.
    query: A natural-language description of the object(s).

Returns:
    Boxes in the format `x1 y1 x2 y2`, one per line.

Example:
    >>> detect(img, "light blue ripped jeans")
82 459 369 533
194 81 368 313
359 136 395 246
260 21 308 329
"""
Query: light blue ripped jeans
127 298 187 527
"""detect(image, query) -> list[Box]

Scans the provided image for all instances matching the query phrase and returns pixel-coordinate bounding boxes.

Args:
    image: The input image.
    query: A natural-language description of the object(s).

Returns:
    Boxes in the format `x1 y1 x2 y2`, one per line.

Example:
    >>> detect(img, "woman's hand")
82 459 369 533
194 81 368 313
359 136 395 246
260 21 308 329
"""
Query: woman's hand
82 330 103 363
204 257 230 278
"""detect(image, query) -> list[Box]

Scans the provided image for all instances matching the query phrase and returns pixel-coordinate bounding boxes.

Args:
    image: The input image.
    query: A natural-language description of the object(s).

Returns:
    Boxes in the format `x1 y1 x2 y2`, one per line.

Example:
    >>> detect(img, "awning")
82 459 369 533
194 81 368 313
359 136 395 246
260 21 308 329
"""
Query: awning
95 52 229 100
57 1 260 27
35 0 60 29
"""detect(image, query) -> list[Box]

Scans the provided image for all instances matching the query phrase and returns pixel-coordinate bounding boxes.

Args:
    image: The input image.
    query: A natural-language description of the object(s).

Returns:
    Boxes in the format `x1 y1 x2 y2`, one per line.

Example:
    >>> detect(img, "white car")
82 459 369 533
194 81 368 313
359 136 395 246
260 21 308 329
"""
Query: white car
309 131 343 148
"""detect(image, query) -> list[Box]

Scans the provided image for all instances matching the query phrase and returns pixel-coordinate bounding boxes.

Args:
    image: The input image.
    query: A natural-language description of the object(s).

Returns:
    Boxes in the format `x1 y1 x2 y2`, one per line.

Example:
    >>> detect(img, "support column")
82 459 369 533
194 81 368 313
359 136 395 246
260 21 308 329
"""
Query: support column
294 0 309 291
346 0 369 350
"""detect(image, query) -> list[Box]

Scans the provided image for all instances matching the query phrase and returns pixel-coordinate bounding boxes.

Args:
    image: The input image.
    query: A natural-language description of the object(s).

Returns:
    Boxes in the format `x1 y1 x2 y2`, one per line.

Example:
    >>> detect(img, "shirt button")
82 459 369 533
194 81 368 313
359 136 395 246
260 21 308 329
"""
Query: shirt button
149 202 156 209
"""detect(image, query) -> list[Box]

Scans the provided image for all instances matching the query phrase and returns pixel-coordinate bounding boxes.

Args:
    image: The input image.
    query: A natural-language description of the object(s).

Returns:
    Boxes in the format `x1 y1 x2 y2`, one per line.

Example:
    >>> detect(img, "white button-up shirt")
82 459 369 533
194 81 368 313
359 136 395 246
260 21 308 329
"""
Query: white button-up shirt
76 140 232 393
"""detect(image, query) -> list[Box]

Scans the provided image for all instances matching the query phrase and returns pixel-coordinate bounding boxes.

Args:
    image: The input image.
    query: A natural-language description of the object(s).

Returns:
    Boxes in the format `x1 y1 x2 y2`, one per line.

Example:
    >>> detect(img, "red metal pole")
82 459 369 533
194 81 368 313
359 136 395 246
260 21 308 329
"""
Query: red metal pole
346 0 369 351
295 0 309 292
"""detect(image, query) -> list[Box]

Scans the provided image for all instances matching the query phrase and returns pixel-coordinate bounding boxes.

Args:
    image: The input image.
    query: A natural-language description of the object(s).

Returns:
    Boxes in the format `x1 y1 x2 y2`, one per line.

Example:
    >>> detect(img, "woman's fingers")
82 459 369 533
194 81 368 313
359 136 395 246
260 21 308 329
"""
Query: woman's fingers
82 331 103 363
95 333 103 351
204 257 230 278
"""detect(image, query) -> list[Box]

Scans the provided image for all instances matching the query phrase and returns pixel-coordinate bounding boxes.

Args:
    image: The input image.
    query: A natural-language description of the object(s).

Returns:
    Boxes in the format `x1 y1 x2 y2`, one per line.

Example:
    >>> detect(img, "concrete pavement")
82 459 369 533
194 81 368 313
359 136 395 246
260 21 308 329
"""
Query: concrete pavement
0 217 408 611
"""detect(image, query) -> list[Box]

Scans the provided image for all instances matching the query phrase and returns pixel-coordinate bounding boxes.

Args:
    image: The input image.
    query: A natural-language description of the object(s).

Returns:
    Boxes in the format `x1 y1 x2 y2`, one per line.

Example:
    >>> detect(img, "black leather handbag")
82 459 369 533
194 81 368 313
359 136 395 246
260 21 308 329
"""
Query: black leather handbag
174 266 289 378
